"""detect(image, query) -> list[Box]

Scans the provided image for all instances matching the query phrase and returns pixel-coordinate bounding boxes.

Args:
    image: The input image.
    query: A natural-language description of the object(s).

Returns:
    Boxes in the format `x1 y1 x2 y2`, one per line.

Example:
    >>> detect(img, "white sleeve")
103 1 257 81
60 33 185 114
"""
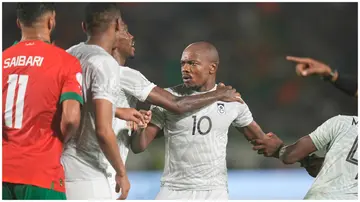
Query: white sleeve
150 105 166 130
91 57 120 104
309 115 345 150
231 103 254 128
120 67 156 102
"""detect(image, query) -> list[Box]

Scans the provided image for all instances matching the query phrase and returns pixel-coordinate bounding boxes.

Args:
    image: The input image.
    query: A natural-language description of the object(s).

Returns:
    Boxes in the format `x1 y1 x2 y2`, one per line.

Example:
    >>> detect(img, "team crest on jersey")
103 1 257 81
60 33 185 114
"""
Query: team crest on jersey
217 103 225 114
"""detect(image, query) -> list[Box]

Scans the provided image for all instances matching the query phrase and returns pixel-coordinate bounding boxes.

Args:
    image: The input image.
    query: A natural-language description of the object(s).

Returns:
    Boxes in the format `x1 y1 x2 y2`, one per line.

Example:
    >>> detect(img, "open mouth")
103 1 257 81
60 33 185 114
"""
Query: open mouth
182 75 192 82
131 40 135 47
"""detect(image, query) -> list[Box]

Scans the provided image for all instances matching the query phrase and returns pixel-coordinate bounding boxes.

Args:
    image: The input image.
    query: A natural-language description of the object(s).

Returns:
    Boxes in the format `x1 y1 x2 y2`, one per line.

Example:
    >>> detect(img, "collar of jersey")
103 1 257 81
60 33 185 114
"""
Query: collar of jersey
191 84 217 95
13 40 51 45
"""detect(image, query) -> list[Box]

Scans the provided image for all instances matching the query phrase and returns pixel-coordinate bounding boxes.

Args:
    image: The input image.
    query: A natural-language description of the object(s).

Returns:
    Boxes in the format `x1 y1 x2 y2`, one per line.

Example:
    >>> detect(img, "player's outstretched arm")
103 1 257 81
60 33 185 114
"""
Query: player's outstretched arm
93 99 130 199
60 100 81 143
286 56 357 97
252 133 316 163
237 121 284 156
131 123 160 154
146 84 243 114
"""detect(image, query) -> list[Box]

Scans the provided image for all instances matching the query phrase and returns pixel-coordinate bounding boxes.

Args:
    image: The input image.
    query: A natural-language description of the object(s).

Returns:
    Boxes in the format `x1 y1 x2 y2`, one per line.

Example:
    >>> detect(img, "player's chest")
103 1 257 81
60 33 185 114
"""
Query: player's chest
165 102 237 136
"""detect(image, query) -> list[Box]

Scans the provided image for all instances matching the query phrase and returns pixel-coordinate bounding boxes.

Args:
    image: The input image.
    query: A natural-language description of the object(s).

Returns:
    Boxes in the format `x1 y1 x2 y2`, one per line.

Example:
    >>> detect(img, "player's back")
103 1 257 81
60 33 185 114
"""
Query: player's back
305 115 358 200
2 40 80 192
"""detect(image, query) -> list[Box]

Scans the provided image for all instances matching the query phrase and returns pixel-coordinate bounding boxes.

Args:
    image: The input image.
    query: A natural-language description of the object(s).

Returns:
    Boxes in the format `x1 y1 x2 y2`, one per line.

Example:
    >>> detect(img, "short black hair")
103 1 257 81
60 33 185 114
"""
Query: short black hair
84 3 122 34
16 3 55 26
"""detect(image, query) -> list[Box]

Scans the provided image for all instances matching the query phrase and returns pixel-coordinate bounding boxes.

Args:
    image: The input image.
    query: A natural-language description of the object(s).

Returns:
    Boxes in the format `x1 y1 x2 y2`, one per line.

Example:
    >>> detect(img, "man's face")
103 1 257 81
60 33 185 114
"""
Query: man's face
114 20 135 58
180 48 212 89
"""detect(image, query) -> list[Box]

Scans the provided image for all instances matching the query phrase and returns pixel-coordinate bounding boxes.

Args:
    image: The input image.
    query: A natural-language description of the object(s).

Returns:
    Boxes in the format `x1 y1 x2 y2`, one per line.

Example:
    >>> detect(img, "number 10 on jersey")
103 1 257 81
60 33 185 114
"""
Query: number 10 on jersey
192 115 212 136
5 74 29 129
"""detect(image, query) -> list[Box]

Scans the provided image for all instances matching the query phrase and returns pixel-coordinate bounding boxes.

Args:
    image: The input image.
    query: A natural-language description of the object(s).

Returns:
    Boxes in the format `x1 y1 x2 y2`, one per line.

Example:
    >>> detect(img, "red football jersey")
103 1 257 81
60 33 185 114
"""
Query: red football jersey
2 40 83 192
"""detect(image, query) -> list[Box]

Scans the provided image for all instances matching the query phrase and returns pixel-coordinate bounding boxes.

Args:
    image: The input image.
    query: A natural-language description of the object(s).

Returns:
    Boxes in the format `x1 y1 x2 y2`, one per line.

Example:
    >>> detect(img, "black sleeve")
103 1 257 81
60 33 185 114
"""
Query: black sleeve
331 73 358 97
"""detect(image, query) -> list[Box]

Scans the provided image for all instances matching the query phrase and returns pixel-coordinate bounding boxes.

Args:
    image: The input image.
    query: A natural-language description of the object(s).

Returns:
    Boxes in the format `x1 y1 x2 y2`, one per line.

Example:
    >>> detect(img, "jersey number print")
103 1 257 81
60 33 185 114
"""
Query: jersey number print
346 136 358 180
5 74 29 129
192 115 212 135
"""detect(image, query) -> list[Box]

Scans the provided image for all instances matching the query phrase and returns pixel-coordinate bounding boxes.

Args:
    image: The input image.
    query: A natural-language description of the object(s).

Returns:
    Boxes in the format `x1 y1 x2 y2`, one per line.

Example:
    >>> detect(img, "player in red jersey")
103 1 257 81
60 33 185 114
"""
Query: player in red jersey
2 3 83 200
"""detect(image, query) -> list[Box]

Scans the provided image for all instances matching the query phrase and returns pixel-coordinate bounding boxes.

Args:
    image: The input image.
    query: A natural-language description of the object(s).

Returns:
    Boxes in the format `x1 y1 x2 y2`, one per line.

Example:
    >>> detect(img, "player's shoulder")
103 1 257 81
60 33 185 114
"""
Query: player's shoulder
119 65 140 75
167 84 193 96
68 43 118 73
327 114 357 126
50 44 80 65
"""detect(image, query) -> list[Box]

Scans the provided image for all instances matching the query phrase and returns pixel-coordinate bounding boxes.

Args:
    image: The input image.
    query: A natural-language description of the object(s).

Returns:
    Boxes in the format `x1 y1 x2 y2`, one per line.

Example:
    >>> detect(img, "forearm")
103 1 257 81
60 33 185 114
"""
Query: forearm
148 89 222 114
131 128 149 153
96 128 126 176
331 72 358 97
173 91 222 113
278 144 311 165
242 122 266 141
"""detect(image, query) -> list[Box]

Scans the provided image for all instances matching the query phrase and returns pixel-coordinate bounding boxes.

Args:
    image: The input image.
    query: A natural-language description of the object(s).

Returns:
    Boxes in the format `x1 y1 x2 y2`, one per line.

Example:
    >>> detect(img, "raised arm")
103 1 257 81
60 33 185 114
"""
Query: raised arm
286 56 358 97
147 84 242 114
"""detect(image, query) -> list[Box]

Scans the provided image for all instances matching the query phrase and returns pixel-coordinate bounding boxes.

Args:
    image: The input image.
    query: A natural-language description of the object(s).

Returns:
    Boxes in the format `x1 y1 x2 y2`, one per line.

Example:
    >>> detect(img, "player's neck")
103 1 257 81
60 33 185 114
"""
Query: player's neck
115 53 126 66
197 81 216 92
20 28 51 43
86 35 114 55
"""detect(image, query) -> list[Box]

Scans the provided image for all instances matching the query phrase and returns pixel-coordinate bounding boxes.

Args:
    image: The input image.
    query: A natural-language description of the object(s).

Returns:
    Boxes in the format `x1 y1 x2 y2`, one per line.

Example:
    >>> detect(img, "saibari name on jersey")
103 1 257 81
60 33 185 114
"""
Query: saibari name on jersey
3 56 44 68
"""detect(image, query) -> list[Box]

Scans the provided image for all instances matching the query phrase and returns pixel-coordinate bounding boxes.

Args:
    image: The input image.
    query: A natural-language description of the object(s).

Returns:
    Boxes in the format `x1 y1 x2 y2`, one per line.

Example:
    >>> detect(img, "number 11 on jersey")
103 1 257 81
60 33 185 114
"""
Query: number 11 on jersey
5 74 29 129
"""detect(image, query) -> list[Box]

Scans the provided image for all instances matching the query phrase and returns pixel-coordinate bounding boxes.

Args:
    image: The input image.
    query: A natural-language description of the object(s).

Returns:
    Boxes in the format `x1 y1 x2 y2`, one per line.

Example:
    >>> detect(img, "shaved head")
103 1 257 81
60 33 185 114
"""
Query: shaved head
184 41 219 66
181 41 220 91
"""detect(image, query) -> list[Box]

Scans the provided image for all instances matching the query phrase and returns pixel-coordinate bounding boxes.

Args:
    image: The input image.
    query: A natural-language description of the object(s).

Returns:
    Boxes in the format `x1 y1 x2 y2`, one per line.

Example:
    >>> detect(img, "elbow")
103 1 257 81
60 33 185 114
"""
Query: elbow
132 147 145 154
131 144 146 154
95 126 111 144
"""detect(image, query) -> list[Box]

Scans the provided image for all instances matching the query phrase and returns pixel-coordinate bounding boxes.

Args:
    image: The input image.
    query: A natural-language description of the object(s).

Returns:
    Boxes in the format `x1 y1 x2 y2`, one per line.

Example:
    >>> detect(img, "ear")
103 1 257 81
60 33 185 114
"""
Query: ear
16 18 21 29
48 12 56 31
81 22 87 33
209 63 217 74
115 18 121 31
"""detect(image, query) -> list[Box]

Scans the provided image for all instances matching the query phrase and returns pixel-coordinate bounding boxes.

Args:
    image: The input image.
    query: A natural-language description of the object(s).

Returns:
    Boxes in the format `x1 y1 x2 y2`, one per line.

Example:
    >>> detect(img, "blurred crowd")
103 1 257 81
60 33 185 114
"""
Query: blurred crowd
3 2 357 170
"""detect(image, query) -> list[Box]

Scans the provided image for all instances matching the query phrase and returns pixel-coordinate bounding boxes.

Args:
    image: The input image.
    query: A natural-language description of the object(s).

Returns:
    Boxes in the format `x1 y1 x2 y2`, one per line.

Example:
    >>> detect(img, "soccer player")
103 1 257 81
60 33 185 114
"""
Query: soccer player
253 115 358 199
286 56 358 97
2 3 83 200
131 42 281 200
62 3 242 200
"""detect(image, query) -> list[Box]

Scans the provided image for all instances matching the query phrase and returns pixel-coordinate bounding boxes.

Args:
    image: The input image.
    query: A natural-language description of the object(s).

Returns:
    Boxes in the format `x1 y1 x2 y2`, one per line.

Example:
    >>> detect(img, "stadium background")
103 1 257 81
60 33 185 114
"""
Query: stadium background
2 2 358 199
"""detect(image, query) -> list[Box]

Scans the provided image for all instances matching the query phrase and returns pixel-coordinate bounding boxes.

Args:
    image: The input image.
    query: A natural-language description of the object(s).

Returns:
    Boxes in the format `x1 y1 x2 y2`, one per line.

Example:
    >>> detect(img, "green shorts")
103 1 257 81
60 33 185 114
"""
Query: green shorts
2 182 66 200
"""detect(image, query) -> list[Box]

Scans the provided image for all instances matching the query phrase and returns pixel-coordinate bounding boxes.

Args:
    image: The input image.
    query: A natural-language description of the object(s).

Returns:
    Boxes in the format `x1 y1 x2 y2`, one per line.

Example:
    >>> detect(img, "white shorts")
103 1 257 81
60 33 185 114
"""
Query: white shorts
155 187 229 200
61 151 118 200
65 178 113 200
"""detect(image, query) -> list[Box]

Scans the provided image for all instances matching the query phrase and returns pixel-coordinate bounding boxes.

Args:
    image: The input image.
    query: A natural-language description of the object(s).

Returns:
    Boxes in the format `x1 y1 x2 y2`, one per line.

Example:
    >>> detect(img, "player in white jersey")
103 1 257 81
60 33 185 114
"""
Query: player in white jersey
253 115 358 199
61 3 144 200
62 4 243 200
131 42 282 200
107 18 244 200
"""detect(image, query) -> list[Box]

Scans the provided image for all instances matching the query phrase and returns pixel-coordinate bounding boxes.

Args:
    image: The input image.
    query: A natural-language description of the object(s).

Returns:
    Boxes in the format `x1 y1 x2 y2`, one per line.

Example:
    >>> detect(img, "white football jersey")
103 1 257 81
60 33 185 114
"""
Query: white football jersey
106 66 156 177
305 115 358 200
62 43 156 181
150 84 253 191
